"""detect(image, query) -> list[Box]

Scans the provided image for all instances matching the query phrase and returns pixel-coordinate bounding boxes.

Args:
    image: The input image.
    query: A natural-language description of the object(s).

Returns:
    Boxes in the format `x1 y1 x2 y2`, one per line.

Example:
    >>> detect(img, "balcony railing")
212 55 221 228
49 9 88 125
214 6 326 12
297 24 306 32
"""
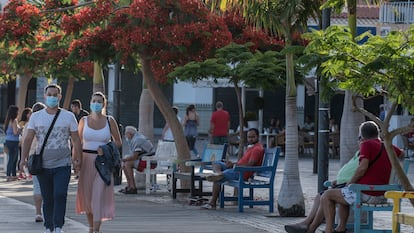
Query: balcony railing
380 2 414 24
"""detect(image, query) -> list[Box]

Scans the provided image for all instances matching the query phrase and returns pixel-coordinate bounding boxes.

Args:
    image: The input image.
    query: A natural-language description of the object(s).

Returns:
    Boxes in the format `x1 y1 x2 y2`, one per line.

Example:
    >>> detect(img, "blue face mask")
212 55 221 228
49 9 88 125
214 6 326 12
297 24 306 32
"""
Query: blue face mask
45 96 59 108
90 103 103 113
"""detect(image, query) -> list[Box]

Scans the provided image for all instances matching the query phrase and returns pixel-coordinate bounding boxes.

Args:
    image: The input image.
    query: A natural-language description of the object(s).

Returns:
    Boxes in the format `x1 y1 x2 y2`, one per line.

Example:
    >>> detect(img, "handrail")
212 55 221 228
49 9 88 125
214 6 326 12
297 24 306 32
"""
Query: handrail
380 2 414 24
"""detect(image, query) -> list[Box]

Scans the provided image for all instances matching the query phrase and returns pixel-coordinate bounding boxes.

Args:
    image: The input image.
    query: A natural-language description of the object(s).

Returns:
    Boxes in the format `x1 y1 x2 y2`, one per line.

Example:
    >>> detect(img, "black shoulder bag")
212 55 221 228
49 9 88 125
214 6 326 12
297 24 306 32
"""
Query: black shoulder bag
28 109 61 175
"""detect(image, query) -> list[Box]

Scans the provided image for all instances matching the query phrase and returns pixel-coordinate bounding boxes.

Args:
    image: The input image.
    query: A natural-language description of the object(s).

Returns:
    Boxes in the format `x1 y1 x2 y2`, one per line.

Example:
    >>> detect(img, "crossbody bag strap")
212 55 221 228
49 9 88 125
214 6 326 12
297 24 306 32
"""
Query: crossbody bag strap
106 116 112 141
368 143 384 168
39 109 61 156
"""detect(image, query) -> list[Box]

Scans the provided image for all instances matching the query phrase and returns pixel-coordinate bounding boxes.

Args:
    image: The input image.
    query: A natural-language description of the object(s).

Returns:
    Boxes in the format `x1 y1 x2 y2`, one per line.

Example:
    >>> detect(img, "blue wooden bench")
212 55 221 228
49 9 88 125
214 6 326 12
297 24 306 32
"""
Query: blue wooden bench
219 147 280 212
323 158 413 233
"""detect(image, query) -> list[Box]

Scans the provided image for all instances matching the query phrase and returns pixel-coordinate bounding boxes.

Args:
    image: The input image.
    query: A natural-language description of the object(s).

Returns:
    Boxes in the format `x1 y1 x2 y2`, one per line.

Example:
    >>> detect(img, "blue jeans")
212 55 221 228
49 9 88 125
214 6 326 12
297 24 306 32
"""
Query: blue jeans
5 140 19 176
38 166 71 230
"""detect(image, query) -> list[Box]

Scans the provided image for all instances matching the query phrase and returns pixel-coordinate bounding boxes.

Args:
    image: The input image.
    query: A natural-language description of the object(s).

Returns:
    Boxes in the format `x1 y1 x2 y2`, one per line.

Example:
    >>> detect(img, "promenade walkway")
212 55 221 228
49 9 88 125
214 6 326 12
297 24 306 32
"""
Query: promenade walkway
0 157 413 232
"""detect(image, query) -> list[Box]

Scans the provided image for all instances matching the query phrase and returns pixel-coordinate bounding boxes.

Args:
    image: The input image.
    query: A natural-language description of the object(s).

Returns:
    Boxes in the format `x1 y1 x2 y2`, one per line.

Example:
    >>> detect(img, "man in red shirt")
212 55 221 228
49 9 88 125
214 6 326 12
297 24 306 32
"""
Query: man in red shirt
201 128 264 210
319 121 403 233
209 101 230 145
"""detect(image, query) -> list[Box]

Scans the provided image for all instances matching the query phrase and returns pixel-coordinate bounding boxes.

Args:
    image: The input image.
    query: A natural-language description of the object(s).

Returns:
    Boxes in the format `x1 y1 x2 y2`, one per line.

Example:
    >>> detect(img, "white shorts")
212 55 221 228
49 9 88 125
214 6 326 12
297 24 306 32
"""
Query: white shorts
341 186 387 205
32 175 41 195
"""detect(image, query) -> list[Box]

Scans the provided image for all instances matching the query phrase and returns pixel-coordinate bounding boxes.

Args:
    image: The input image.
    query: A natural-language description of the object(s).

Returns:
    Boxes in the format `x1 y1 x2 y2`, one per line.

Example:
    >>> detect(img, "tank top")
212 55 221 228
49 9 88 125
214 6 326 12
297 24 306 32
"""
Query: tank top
82 117 111 151
184 119 198 137
5 123 19 141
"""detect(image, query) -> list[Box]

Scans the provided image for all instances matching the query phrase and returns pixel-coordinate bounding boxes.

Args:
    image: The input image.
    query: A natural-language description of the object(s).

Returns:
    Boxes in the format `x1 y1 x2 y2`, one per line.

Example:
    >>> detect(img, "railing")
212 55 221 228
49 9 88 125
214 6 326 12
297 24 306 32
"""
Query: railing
380 2 414 24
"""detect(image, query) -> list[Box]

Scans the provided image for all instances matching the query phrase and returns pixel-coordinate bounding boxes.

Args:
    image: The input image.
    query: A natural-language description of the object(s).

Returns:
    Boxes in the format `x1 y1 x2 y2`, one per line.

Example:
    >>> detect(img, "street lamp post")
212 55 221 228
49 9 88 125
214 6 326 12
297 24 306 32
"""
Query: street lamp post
317 7 331 193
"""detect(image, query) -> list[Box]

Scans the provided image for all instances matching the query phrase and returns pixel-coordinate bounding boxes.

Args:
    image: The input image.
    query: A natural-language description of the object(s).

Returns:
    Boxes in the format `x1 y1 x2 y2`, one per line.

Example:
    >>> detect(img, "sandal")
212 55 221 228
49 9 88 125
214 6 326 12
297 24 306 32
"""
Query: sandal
35 214 43 222
123 188 137 194
118 186 129 193
200 203 216 210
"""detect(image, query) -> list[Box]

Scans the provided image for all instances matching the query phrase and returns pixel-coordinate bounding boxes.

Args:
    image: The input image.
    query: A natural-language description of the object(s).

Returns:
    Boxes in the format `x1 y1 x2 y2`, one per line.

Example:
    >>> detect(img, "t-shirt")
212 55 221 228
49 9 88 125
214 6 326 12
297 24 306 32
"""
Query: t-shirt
358 139 403 196
210 109 230 137
237 143 265 180
73 109 89 122
128 133 154 157
27 108 78 169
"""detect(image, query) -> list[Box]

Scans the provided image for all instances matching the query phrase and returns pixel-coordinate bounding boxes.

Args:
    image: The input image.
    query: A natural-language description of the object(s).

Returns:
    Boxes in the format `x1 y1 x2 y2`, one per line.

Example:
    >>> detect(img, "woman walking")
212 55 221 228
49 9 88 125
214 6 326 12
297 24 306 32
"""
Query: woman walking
76 92 122 233
4 105 20 182
183 104 199 157
18 107 32 180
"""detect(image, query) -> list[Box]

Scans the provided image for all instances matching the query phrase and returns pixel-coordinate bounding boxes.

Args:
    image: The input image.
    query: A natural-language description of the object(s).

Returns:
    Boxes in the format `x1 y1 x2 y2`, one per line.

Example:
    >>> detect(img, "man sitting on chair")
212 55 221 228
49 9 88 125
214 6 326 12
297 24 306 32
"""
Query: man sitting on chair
120 126 154 194
201 128 264 210
320 121 403 233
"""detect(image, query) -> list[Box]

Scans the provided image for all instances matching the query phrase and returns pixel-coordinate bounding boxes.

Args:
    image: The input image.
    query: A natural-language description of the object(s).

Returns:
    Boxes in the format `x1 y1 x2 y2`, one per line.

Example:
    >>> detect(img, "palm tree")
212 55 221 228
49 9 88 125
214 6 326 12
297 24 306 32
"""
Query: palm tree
322 0 379 165
206 0 321 216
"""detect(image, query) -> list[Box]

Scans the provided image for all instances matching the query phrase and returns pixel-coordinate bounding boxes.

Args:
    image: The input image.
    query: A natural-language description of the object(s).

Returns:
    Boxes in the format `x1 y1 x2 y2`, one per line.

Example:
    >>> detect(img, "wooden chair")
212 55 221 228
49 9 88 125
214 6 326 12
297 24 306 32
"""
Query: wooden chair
384 191 414 233
142 140 178 194
329 132 340 158
172 143 228 198
275 133 285 154
323 158 413 233
298 131 314 156
219 147 281 212
401 134 414 157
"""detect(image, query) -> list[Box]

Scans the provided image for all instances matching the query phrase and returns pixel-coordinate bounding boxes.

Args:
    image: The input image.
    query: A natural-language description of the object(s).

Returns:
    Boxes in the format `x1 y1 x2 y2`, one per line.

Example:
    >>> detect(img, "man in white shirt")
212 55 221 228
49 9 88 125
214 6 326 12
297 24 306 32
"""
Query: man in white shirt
21 84 82 233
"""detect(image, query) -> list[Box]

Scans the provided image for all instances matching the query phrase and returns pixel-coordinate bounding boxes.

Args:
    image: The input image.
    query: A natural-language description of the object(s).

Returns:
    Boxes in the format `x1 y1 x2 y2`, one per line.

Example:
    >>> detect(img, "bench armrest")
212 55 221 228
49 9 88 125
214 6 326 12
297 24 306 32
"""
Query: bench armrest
348 183 402 192
234 165 273 173
385 191 414 199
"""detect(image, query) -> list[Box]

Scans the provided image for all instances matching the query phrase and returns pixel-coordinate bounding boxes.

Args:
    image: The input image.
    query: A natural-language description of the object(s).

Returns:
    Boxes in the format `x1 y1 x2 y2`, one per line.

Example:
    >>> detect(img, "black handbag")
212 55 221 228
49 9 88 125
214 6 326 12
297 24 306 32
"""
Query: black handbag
105 116 123 185
28 109 61 175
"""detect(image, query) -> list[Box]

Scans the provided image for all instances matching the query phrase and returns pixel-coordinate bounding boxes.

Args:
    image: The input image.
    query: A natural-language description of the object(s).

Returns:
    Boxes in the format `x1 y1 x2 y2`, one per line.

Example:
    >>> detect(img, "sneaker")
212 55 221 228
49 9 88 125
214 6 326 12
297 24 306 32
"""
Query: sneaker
200 203 216 210
18 173 26 180
44 229 52 233
35 214 43 222
55 227 64 233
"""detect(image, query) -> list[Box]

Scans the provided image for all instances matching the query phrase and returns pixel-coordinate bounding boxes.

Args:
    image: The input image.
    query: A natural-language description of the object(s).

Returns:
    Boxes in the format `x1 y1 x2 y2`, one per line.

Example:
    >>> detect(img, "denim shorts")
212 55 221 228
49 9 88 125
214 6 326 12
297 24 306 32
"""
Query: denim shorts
212 161 239 182
341 186 387 205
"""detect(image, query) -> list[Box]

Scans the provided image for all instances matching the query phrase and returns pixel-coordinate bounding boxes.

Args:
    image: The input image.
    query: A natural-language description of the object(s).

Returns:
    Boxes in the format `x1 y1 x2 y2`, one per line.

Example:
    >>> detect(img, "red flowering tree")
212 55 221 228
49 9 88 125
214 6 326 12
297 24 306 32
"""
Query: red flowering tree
0 0 93 111
61 0 232 161
169 11 286 156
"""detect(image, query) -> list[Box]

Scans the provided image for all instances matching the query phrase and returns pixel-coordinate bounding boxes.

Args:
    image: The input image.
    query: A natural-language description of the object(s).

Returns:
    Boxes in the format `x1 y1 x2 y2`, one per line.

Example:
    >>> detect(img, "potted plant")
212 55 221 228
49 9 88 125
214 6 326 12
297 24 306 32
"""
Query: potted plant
245 111 258 129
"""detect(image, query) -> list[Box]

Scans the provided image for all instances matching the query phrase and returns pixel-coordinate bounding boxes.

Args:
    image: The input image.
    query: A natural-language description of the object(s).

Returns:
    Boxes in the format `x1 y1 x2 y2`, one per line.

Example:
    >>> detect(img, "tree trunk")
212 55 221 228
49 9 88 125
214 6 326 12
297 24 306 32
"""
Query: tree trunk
339 91 364 166
277 50 305 217
339 0 365 166
233 82 245 159
139 88 154 141
93 61 105 94
16 73 32 113
62 76 75 110
140 57 191 169
278 96 305 216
